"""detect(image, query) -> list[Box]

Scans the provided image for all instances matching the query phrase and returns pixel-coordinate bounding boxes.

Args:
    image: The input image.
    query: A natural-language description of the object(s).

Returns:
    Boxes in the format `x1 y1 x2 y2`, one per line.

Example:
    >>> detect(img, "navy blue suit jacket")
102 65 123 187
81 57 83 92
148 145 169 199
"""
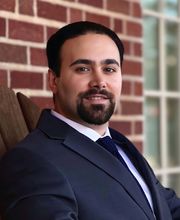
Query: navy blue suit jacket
0 109 180 220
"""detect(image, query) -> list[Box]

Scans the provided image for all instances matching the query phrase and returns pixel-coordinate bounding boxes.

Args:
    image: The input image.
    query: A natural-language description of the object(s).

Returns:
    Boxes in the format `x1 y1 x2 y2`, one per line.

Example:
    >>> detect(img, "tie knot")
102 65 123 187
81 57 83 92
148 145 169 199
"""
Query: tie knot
96 136 118 156
96 136 128 168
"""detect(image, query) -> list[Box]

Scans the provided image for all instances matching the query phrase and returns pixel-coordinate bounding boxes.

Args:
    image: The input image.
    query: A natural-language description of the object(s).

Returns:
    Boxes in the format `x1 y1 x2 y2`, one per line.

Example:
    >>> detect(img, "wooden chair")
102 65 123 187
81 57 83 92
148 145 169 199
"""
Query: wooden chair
0 86 41 158
0 86 42 219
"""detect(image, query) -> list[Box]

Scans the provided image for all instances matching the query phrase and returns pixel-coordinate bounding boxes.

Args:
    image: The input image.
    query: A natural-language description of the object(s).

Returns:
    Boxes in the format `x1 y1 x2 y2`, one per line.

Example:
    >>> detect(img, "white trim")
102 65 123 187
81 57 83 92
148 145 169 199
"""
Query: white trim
13 88 52 97
0 62 48 72
143 0 180 190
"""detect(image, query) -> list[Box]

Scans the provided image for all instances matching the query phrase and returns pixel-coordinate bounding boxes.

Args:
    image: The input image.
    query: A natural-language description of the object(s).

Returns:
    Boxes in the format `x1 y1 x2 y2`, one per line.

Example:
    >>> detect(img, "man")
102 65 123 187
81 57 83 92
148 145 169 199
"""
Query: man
0 21 180 220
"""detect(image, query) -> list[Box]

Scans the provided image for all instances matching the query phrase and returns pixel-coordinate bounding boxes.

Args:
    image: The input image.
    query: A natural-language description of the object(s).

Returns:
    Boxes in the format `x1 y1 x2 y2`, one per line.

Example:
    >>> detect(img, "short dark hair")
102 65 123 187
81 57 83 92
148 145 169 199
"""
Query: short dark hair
46 21 124 76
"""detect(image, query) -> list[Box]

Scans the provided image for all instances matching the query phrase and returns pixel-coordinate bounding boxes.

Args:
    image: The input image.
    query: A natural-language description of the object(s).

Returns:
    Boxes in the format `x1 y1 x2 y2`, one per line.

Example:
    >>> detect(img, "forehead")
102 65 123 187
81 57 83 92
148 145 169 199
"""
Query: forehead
60 33 120 62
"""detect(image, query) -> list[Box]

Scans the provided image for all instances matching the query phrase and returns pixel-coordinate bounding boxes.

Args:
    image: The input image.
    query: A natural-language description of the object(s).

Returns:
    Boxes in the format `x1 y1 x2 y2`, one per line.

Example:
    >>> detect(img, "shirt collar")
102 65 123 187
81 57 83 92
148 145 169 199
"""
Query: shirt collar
51 110 111 142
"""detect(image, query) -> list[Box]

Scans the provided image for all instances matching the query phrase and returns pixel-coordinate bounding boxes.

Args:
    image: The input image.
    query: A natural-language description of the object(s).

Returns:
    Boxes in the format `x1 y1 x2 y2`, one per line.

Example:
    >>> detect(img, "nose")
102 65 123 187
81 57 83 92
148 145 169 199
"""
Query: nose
88 73 107 89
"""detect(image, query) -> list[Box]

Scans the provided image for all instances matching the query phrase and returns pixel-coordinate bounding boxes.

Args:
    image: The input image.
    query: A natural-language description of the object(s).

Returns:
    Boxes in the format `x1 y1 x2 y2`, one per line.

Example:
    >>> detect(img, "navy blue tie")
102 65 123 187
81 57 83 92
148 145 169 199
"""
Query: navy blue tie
96 136 127 167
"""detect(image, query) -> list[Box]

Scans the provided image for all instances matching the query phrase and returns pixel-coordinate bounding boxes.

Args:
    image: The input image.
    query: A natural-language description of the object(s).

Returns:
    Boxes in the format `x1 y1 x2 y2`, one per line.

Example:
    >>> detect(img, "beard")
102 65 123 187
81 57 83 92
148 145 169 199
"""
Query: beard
77 88 115 125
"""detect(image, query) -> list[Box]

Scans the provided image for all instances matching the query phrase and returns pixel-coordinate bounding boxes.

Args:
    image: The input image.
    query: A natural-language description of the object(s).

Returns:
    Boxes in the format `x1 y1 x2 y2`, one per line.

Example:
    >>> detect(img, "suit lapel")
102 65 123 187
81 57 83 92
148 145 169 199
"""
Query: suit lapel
111 128 175 220
129 149 172 220
64 128 154 219
38 110 154 219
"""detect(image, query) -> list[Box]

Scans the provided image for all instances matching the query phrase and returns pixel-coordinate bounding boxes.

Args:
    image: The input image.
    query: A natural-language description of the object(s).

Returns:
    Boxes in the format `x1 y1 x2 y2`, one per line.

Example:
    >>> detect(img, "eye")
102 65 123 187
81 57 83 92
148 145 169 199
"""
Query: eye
103 67 116 73
75 66 90 73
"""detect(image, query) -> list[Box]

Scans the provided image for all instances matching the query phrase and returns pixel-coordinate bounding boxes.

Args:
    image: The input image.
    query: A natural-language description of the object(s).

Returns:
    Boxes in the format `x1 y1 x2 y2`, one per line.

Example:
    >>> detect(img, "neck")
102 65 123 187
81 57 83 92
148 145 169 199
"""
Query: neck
82 122 109 136
53 108 109 136
68 115 109 136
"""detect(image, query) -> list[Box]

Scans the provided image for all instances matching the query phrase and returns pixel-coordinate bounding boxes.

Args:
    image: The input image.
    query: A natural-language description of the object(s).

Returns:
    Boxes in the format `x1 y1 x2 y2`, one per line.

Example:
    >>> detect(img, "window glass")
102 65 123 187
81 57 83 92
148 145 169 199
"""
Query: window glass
164 0 178 17
165 21 179 91
144 16 159 90
142 0 158 11
143 0 180 193
144 98 161 168
167 174 180 196
167 99 180 166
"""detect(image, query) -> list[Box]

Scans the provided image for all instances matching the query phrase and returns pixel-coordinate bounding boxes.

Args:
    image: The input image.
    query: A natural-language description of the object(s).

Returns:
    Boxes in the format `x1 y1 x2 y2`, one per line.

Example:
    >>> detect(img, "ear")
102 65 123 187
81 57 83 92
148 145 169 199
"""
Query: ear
48 69 58 93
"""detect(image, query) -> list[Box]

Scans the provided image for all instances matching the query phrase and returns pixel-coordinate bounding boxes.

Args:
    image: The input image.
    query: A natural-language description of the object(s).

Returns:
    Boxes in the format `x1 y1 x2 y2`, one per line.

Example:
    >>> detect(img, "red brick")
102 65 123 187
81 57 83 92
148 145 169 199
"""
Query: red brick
31 96 54 109
0 69 8 85
79 0 103 8
30 48 47 66
37 1 67 22
0 17 6 36
122 80 131 95
123 60 142 76
126 21 142 37
121 101 142 115
109 120 131 135
11 71 43 89
47 27 59 40
19 0 34 15
134 121 143 134
0 43 27 63
107 0 130 14
0 0 15 12
133 42 142 56
9 20 44 42
134 82 143 96
132 2 142 18
86 13 110 27
69 8 83 23
114 19 123 33
123 40 131 55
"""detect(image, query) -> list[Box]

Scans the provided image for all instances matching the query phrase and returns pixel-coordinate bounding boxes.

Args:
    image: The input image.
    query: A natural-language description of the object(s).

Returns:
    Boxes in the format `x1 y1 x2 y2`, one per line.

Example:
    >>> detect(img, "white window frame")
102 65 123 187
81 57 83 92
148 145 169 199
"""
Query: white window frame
143 1 180 190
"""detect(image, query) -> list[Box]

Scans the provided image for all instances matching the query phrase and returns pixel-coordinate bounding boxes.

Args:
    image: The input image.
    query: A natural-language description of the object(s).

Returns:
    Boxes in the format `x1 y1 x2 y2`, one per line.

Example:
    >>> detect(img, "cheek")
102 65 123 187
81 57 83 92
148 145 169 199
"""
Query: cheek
112 80 122 96
110 73 122 90
60 83 80 103
57 82 72 103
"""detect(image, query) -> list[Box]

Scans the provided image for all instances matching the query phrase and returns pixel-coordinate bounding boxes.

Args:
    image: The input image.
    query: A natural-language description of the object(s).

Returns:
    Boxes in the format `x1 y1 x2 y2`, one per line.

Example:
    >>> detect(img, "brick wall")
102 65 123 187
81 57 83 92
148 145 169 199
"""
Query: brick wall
0 0 143 150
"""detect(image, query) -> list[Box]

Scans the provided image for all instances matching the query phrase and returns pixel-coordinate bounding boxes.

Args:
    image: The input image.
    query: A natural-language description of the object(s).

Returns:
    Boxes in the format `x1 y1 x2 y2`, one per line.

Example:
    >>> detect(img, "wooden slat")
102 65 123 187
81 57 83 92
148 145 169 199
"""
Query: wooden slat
0 86 28 150
17 92 41 132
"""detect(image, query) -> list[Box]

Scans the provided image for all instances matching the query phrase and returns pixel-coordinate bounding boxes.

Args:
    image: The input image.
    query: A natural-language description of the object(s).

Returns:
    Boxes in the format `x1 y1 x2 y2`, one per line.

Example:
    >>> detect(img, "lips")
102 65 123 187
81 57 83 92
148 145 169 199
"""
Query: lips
83 94 110 105
85 94 108 100
79 88 113 104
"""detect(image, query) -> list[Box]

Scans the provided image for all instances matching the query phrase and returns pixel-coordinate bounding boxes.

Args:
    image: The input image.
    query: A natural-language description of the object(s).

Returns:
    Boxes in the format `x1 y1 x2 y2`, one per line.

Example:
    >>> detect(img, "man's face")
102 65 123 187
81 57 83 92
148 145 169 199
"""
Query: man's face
50 33 122 126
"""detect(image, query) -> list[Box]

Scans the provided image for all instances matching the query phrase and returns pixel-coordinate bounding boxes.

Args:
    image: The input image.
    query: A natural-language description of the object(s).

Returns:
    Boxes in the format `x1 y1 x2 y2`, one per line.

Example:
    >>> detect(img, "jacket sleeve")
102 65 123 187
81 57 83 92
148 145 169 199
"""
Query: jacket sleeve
145 157 180 219
0 147 78 220
156 180 180 220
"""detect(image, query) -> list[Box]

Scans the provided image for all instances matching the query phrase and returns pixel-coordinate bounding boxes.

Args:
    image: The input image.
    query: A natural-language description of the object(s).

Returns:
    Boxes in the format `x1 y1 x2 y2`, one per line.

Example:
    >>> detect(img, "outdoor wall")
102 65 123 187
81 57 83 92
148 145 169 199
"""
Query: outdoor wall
0 0 143 150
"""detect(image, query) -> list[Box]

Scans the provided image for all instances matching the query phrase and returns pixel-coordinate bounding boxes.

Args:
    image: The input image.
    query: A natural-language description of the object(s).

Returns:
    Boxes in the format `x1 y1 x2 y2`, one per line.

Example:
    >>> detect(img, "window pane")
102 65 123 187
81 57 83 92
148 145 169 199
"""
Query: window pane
167 99 180 166
142 0 158 11
167 174 180 196
144 98 161 168
165 21 179 91
164 0 179 17
144 17 159 90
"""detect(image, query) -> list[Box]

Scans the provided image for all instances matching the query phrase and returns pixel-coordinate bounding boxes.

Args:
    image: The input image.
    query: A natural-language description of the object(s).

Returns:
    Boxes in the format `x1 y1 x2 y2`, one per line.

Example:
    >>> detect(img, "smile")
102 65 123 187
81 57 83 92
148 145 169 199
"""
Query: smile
85 95 108 100
83 95 109 105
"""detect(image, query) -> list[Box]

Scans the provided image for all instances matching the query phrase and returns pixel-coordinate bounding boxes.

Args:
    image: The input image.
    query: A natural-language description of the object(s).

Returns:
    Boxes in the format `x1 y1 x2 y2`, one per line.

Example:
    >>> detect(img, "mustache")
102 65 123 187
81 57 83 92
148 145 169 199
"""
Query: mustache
79 88 114 99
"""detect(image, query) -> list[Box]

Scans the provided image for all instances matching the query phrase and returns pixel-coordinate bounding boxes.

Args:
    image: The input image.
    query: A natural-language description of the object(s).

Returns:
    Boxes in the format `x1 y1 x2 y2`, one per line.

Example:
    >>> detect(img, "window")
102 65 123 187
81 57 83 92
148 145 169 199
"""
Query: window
142 0 180 195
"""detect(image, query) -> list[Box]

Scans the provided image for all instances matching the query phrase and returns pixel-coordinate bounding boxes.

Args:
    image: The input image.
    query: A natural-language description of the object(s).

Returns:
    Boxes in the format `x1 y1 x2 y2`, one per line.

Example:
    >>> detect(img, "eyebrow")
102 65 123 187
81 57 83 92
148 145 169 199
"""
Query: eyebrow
70 59 120 67
101 59 120 66
70 59 93 67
